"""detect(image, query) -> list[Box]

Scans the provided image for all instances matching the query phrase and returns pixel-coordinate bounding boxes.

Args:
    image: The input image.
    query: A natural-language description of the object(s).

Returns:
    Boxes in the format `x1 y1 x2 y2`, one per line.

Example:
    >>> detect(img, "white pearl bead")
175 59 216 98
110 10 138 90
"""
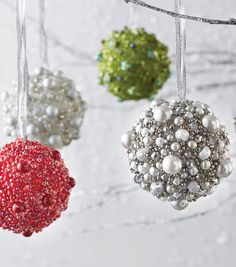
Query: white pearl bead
130 161 137 171
162 155 182 175
195 107 204 115
188 181 200 193
171 142 180 151
173 177 181 185
202 115 220 132
217 159 233 178
189 166 198 176
171 199 188 210
174 116 184 126
149 167 157 176
155 137 165 147
143 136 152 147
150 98 166 108
153 105 172 122
201 160 211 170
46 105 59 117
150 182 164 196
175 129 190 142
188 140 197 149
121 132 132 149
136 148 148 162
70 117 82 127
42 78 51 88
198 146 211 160
141 128 149 136
49 135 62 147
166 185 175 193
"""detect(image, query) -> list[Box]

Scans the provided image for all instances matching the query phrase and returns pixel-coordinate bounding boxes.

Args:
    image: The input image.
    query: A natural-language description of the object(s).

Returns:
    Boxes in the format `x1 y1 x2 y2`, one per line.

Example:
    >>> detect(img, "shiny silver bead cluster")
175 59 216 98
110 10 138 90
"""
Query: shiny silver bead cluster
122 99 232 210
2 67 86 149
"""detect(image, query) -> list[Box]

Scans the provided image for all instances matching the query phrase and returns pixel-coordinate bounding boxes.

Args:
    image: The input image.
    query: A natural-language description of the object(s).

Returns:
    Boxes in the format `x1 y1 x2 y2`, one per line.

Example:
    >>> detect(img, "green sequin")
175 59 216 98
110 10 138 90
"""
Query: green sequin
97 27 171 101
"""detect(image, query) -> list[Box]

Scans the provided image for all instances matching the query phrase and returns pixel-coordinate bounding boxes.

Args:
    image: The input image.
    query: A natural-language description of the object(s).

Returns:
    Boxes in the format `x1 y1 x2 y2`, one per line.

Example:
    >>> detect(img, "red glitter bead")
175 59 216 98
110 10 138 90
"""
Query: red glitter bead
69 177 76 188
0 138 76 237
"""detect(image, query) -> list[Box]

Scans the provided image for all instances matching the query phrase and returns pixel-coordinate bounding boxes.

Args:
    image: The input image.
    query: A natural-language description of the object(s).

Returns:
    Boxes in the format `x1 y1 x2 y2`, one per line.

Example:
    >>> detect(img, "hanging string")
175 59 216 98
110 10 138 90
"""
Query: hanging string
39 0 49 66
129 3 138 28
16 0 29 139
175 0 186 100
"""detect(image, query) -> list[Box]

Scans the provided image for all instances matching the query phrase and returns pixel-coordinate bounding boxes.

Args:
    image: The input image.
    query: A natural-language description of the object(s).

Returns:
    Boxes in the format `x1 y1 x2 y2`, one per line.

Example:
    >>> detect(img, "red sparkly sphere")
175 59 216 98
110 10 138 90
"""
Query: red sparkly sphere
0 139 76 237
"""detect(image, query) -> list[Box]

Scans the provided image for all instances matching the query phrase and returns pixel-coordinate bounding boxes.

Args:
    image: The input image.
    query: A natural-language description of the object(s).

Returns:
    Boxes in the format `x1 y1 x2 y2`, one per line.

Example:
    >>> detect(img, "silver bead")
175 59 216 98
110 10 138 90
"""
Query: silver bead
162 155 182 175
216 159 233 178
188 140 197 150
171 199 188 210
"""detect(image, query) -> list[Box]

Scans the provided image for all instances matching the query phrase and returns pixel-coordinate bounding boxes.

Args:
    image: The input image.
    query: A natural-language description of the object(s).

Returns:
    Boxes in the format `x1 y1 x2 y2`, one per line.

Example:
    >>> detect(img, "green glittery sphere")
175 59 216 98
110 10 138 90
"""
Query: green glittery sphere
97 27 171 101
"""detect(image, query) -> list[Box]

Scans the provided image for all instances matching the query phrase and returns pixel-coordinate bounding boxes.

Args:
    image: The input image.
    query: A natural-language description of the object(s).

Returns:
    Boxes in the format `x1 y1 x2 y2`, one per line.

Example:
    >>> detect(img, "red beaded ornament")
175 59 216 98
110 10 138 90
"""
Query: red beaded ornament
0 138 75 237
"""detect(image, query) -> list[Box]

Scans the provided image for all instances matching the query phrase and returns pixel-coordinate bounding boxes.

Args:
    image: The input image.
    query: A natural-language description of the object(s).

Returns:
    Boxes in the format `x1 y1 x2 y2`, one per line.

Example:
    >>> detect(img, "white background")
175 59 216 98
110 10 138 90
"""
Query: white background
0 0 236 266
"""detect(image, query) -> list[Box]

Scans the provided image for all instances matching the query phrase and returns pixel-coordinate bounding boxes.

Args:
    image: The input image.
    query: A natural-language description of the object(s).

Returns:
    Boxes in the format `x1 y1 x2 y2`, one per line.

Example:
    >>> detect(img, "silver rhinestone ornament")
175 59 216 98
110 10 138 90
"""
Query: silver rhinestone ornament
122 99 233 210
2 68 86 149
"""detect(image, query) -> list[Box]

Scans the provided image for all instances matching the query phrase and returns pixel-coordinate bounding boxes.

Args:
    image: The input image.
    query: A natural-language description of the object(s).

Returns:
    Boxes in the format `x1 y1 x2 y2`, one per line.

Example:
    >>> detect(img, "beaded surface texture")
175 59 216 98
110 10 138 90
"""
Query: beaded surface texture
2 67 86 149
122 99 232 210
0 139 75 237
97 27 171 101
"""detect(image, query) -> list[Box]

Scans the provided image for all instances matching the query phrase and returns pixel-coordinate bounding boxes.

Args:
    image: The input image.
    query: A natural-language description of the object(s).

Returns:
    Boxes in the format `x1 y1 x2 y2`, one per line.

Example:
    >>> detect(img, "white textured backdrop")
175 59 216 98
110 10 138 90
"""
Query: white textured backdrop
0 0 236 266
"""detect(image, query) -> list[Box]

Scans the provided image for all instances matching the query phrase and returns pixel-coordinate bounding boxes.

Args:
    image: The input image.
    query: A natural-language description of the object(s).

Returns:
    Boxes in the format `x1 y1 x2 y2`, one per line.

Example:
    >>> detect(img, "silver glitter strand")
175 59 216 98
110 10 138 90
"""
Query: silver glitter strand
124 0 236 25
16 0 28 139
175 0 186 100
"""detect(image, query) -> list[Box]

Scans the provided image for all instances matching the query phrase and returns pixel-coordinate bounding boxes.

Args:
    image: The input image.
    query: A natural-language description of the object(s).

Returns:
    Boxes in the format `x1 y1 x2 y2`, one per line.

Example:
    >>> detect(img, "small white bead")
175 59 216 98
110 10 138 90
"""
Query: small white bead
153 105 172 122
46 105 59 117
188 140 197 149
201 160 211 170
155 137 165 147
174 116 184 126
162 155 182 175
175 129 190 142
149 167 157 176
202 115 220 132
171 142 180 151
49 135 62 147
143 136 152 147
171 199 188 210
136 148 148 162
141 128 149 137
217 159 233 178
121 132 132 149
188 181 200 193
198 146 211 160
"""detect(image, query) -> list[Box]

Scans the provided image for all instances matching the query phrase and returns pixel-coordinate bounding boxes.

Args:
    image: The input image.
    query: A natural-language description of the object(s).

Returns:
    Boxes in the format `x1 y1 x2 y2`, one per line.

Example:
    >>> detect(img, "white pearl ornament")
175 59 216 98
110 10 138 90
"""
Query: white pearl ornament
122 99 232 210
2 67 86 149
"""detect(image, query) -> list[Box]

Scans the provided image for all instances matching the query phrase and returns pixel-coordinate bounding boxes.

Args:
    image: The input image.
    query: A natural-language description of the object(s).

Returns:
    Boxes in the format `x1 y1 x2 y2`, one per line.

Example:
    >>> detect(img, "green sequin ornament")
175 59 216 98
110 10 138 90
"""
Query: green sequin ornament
97 27 171 101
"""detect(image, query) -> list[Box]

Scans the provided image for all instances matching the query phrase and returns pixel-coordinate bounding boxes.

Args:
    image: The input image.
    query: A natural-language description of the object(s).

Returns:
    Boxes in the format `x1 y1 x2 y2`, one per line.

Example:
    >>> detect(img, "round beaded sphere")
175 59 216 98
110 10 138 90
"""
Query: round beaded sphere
2 67 86 149
122 99 233 210
97 27 171 101
0 139 75 237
